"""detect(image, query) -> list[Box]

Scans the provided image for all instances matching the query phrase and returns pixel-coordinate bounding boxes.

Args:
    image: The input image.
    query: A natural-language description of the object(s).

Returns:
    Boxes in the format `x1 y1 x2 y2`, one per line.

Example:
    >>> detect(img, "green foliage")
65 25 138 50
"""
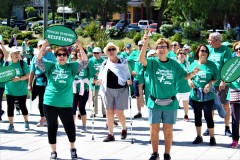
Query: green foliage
160 24 174 38
125 31 137 39
115 41 124 52
32 23 43 34
25 6 36 16
133 33 141 45
226 29 237 40
170 33 182 43
84 21 99 40
75 27 84 36
152 33 164 41
200 30 210 39
0 26 20 40
28 39 38 48
16 32 34 40
94 29 108 49
25 17 40 22
222 33 228 42
105 27 124 39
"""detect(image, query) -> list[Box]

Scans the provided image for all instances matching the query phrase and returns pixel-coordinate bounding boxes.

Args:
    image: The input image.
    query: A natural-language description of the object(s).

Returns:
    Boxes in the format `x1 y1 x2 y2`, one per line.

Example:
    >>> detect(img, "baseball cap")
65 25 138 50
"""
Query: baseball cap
10 47 21 53
93 47 102 53
125 44 131 48
138 40 144 46
183 44 191 50
147 49 156 57
37 40 44 47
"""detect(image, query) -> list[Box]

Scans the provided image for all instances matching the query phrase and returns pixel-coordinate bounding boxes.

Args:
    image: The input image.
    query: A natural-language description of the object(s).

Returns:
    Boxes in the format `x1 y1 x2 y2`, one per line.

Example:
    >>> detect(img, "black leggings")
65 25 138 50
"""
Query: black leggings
6 95 28 117
44 105 76 144
35 86 45 117
192 99 214 128
72 90 89 116
231 103 240 141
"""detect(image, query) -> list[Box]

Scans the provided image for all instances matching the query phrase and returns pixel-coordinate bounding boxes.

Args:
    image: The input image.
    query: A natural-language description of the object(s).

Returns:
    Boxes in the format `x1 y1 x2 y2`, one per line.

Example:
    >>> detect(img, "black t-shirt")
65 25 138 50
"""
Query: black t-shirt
106 59 127 89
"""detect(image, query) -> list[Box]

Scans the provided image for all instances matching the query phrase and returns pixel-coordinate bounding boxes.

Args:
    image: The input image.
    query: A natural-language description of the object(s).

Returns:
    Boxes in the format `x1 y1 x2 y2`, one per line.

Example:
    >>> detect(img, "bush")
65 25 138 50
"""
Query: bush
84 21 99 40
152 33 164 41
226 29 237 40
32 25 43 34
105 27 124 39
170 33 182 43
28 39 38 48
133 33 141 45
17 40 23 45
16 32 34 40
125 31 137 39
160 24 174 38
222 33 228 42
0 26 20 40
75 27 84 36
25 17 40 22
115 41 124 52
200 30 210 39
94 29 108 49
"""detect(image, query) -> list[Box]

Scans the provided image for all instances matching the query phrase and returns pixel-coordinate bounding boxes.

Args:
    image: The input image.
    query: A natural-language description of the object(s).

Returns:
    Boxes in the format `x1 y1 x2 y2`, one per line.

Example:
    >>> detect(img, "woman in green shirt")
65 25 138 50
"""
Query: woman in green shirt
188 44 219 146
36 40 88 160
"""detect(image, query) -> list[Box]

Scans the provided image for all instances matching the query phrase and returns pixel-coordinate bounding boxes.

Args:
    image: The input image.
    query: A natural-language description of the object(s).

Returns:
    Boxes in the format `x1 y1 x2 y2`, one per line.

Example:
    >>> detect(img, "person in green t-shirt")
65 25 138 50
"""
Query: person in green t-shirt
139 31 200 160
176 48 191 121
88 47 106 117
21 38 28 59
36 39 88 160
5 47 30 133
0 40 8 121
206 32 233 137
183 44 195 64
188 44 219 146
167 41 180 61
25 41 34 66
228 42 240 148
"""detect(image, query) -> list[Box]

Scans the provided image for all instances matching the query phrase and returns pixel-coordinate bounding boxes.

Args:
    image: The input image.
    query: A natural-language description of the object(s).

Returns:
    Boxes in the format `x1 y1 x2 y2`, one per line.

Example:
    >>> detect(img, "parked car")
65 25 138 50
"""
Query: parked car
138 20 154 30
149 23 157 33
64 21 78 30
124 23 141 33
12 20 28 30
115 19 129 30
1 19 15 27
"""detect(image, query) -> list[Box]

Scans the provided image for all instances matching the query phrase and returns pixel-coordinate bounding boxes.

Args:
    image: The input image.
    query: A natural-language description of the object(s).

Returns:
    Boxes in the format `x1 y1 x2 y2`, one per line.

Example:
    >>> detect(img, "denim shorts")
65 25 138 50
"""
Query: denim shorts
148 108 177 124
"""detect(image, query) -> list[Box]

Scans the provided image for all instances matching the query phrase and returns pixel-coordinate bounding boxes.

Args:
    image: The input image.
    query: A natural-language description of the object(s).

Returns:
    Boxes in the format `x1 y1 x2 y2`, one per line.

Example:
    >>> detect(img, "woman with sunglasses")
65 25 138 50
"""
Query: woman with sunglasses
176 48 191 121
139 31 199 160
228 41 240 148
188 44 219 146
36 39 88 160
96 42 132 142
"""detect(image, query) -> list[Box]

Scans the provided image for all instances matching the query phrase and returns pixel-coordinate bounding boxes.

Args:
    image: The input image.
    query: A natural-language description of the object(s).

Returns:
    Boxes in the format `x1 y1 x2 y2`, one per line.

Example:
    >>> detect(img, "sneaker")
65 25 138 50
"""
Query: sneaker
70 148 78 159
203 129 209 136
7 124 15 133
121 129 127 139
103 134 115 142
25 121 30 130
184 115 189 121
81 126 88 133
149 152 159 160
164 153 171 160
90 114 96 118
50 151 57 160
36 120 48 127
193 136 203 144
209 137 216 146
225 129 232 137
103 114 106 118
230 140 239 148
133 112 142 118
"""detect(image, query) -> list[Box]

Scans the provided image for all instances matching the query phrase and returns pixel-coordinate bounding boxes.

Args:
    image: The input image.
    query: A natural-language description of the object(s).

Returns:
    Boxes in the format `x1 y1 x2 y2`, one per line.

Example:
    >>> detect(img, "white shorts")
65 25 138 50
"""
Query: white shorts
176 92 190 101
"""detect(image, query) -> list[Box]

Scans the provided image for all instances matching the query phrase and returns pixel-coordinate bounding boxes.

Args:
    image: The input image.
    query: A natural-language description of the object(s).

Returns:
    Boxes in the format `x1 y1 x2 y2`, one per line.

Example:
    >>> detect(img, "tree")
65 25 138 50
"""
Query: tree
25 6 36 18
48 0 59 24
0 0 30 25
154 0 169 33
143 0 152 20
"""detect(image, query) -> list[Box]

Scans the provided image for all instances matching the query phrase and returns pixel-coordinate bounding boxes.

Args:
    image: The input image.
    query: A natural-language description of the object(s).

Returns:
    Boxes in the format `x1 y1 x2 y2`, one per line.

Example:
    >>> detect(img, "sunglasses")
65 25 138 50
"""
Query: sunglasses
157 46 168 49
107 48 116 52
200 50 208 53
57 53 67 57
171 44 177 46
234 48 240 52
179 52 186 55
93 52 100 54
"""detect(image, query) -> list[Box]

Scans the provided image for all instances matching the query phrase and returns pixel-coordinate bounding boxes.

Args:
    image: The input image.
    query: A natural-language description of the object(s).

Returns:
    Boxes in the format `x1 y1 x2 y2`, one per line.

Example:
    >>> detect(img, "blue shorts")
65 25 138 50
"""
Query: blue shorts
148 108 177 124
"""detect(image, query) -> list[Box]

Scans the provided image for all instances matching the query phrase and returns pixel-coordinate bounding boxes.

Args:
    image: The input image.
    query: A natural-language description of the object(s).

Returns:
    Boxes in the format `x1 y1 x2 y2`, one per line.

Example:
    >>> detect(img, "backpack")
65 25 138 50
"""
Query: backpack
5 60 25 75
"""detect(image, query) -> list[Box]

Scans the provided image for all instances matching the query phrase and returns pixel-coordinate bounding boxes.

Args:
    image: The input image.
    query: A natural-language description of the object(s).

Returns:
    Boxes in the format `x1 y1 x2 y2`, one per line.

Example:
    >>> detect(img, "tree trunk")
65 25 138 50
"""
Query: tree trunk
156 0 168 33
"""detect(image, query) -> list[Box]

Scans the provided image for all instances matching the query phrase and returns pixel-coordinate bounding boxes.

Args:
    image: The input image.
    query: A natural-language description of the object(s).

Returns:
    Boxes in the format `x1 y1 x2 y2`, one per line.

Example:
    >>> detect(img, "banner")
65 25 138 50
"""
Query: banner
221 57 240 83
44 25 77 46
0 66 16 83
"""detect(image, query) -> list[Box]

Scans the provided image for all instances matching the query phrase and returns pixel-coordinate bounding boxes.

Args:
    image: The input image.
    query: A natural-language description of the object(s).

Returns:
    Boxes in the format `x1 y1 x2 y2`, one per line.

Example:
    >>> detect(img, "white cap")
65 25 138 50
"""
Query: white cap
138 40 144 46
147 49 156 57
183 44 191 50
37 40 44 47
10 47 21 53
93 47 102 53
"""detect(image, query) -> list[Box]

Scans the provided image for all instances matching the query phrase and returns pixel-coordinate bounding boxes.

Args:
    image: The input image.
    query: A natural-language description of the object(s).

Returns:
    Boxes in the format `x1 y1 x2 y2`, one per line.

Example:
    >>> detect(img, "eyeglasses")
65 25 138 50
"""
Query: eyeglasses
56 53 67 57
179 52 186 55
157 46 168 49
93 52 100 54
171 44 177 47
107 48 116 52
200 50 208 53
234 48 240 52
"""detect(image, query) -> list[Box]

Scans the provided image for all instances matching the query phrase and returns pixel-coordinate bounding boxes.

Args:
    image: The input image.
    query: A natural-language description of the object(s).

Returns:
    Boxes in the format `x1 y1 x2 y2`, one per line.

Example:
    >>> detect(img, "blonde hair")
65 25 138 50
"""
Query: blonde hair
154 38 170 50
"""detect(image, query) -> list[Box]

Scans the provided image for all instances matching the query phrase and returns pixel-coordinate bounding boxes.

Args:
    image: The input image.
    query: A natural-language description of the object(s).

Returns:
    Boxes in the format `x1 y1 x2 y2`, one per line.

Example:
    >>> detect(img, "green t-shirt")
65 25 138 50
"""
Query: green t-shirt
187 51 195 64
0 60 5 88
229 77 240 90
167 50 177 61
145 58 187 110
138 67 150 105
176 61 191 93
5 61 30 96
133 61 143 81
74 66 90 93
88 57 105 90
189 60 219 102
43 61 79 107
207 45 232 86
127 50 140 73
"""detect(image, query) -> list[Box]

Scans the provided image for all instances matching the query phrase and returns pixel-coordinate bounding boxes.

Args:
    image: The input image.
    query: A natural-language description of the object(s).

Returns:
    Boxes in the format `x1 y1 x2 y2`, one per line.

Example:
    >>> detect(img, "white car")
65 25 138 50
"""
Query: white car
138 20 153 30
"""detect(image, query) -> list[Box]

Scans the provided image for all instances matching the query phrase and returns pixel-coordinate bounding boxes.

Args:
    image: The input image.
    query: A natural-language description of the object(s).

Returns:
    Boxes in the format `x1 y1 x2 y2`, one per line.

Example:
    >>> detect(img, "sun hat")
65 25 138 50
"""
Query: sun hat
103 42 119 54
138 40 144 46
93 47 102 53
147 49 157 57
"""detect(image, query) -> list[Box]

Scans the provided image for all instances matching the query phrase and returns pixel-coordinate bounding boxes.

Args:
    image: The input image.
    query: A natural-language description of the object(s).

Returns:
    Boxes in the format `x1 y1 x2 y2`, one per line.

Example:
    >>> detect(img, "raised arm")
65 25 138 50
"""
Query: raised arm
139 30 150 66
1 40 8 61
36 40 48 72
75 39 88 72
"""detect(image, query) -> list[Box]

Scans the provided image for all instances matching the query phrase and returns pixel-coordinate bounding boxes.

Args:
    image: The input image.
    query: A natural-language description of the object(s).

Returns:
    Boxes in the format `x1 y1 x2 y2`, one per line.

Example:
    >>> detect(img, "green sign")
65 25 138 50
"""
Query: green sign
221 57 240 82
44 25 77 46
0 66 16 83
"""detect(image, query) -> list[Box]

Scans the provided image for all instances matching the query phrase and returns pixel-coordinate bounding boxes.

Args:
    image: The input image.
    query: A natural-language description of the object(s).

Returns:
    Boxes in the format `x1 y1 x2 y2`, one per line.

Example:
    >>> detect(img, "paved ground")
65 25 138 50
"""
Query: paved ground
0 97 240 160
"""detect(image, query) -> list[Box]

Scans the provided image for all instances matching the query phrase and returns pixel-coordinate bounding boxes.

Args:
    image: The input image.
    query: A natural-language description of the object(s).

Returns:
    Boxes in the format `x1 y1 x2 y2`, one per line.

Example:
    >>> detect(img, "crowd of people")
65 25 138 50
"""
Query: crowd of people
0 31 239 160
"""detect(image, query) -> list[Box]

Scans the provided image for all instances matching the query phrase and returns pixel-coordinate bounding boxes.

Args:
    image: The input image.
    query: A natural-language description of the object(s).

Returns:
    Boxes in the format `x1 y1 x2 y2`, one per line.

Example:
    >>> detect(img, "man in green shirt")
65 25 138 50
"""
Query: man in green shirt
167 41 179 61
206 32 233 137
183 44 195 64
